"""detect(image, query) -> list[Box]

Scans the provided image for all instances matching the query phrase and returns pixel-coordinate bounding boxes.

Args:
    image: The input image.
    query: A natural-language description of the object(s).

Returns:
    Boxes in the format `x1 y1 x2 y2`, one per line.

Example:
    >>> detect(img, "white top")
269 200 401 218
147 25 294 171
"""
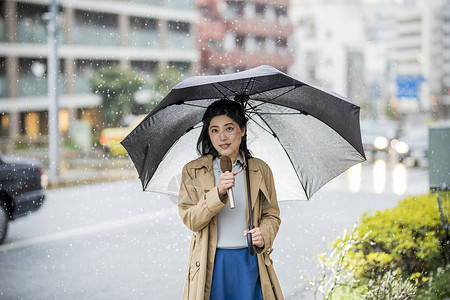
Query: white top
213 156 248 249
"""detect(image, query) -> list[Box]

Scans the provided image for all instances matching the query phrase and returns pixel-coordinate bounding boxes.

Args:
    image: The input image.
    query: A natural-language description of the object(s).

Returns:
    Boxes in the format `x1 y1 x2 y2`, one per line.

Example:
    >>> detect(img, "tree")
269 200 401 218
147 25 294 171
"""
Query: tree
145 66 182 110
90 66 145 127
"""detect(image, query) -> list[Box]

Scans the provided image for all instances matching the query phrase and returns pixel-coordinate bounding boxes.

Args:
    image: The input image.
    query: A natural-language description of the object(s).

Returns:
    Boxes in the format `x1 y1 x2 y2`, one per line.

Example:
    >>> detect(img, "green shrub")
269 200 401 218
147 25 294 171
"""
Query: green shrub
339 194 444 283
304 193 449 299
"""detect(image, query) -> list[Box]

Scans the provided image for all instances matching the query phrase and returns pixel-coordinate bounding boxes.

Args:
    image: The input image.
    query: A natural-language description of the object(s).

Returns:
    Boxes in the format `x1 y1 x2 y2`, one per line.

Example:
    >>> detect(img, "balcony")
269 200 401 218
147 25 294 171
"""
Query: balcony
224 18 293 38
251 0 289 6
202 48 293 70
129 30 159 48
198 21 226 40
73 26 120 46
397 22 421 36
396 36 421 50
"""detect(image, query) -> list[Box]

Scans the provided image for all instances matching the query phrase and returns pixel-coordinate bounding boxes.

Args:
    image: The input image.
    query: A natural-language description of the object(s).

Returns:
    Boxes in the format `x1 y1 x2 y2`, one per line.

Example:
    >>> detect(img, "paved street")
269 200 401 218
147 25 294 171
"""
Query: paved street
0 160 429 299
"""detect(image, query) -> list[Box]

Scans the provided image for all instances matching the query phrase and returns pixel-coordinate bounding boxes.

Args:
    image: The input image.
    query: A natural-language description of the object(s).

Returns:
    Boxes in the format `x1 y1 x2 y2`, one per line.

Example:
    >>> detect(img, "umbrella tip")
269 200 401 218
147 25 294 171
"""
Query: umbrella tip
234 94 249 106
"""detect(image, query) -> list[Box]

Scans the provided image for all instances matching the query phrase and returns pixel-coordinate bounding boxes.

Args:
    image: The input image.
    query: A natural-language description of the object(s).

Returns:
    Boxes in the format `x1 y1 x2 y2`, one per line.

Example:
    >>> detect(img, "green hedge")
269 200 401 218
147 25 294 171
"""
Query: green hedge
307 193 449 299
336 193 449 298
342 194 444 280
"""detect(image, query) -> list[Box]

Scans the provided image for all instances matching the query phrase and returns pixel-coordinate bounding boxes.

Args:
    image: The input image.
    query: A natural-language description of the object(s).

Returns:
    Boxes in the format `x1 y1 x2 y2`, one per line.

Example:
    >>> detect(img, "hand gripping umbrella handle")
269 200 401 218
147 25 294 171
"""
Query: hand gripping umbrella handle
245 154 256 256
247 225 256 256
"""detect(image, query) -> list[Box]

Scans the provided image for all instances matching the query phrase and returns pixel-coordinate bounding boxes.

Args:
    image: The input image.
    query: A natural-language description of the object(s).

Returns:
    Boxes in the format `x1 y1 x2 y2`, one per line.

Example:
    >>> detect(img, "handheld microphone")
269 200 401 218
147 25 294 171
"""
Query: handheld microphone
220 156 235 209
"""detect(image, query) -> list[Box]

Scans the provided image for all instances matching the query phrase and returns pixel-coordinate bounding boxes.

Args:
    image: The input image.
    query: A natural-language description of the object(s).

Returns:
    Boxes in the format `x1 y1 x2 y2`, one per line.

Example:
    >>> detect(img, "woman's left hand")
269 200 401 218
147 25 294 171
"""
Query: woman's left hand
244 227 265 248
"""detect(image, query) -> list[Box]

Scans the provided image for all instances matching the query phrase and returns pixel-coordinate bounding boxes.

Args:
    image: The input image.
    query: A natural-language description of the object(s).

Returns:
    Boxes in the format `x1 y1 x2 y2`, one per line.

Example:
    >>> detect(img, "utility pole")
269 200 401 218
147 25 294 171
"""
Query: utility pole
47 0 60 180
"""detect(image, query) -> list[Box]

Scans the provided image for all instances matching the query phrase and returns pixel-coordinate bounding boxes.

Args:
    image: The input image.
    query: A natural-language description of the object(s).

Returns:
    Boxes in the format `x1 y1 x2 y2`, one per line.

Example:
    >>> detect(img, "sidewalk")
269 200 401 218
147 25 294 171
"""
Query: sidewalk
4 148 139 189
47 152 140 189
47 165 139 189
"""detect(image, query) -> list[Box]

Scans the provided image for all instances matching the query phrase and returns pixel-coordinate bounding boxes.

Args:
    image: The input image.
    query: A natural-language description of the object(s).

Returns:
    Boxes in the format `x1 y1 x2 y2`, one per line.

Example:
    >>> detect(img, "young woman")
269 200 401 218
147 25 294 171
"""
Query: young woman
178 99 283 300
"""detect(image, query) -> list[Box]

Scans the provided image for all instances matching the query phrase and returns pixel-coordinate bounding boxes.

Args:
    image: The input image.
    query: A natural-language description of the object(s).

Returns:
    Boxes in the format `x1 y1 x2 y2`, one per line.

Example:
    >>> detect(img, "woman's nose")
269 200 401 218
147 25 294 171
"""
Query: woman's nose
219 131 227 140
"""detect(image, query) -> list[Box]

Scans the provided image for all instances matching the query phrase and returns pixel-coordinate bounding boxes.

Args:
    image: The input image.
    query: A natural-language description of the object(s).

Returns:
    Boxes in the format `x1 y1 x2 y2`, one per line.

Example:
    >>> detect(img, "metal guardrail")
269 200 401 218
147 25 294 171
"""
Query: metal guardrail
431 183 450 230
430 183 449 262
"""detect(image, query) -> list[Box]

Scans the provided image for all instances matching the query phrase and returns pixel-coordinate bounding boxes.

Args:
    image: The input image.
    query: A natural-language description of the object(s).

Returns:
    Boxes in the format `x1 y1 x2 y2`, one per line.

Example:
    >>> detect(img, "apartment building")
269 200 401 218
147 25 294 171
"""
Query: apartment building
439 0 450 117
394 0 450 116
195 0 293 74
0 0 198 140
289 1 366 100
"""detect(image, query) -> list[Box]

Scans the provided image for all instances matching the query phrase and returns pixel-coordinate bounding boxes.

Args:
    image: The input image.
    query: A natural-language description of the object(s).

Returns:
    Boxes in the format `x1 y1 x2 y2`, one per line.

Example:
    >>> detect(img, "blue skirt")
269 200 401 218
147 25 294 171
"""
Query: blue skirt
210 248 263 300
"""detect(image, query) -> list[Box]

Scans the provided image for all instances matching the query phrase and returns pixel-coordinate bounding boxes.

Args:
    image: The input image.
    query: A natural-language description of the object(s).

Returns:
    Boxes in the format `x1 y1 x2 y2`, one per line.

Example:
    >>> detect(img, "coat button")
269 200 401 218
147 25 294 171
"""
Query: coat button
195 262 200 267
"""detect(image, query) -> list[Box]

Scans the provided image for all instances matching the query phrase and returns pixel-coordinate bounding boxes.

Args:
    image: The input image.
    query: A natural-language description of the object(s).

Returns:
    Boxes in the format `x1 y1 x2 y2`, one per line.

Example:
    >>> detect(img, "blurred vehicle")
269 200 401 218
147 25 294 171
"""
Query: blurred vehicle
99 114 146 156
360 119 400 159
393 126 429 167
0 152 47 243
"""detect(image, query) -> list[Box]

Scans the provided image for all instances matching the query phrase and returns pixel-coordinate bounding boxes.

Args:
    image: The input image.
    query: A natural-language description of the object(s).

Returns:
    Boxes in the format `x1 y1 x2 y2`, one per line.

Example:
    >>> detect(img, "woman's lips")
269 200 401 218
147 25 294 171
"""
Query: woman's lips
219 144 230 149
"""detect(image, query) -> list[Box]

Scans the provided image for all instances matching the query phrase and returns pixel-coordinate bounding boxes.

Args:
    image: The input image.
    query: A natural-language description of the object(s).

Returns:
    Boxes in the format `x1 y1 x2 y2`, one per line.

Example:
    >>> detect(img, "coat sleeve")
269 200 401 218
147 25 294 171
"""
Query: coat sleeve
178 164 226 233
257 164 281 254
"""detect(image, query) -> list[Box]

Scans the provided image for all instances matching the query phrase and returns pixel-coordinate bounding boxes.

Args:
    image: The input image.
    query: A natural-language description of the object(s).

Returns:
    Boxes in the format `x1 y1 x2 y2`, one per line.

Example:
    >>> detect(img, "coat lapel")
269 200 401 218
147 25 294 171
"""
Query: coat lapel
247 160 263 211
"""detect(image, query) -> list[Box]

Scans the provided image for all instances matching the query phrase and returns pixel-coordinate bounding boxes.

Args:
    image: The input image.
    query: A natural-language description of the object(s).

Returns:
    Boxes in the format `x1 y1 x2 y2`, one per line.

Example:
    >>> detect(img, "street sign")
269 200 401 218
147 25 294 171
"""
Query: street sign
396 75 425 99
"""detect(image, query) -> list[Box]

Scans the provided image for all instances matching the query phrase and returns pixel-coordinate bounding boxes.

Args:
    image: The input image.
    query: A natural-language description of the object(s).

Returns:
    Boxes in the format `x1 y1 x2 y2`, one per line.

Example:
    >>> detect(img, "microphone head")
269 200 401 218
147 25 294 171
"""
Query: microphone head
220 155 232 173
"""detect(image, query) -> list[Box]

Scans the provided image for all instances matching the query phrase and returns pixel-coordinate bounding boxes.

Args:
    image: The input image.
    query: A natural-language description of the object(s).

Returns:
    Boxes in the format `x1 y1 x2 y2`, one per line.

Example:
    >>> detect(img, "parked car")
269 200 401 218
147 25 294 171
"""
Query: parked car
360 119 400 159
99 114 146 156
0 153 47 243
393 126 429 167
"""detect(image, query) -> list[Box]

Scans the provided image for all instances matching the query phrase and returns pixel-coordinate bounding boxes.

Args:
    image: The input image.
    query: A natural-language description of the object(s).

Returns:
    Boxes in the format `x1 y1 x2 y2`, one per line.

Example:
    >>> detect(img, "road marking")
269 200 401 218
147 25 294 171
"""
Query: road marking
0 206 178 252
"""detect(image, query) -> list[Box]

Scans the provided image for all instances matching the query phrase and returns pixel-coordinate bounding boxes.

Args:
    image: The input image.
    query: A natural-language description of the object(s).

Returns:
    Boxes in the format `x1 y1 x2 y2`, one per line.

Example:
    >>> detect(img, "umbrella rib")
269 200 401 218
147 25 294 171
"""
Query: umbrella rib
258 112 307 116
210 78 257 102
182 103 210 109
212 82 237 99
246 113 276 137
246 101 310 200
245 77 257 95
251 85 300 111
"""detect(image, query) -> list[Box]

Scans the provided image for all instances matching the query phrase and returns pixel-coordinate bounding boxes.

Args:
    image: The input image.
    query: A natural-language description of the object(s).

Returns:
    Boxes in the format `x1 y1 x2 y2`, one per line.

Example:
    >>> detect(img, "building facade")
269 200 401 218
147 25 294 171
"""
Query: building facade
290 0 450 120
0 0 198 141
393 0 450 118
289 1 366 102
195 0 294 74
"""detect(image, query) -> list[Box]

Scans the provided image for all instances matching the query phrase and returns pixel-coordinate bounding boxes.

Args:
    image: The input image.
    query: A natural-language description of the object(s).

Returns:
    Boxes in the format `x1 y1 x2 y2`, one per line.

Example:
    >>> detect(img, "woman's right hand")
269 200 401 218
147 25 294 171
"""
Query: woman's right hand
217 171 238 197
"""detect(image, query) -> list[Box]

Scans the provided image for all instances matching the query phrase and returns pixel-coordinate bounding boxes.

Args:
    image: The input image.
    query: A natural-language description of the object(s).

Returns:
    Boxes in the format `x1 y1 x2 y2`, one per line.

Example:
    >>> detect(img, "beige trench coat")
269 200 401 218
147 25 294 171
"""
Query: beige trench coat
178 154 283 300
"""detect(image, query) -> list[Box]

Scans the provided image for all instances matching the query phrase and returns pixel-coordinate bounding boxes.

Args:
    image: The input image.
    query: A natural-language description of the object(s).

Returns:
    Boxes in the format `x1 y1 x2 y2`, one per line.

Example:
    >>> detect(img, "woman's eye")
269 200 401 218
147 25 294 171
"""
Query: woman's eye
211 129 218 133
226 127 234 131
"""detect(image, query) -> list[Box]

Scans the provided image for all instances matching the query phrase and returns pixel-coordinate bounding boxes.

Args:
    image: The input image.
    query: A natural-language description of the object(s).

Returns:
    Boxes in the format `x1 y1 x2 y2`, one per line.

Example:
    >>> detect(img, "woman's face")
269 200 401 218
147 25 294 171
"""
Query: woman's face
208 115 245 163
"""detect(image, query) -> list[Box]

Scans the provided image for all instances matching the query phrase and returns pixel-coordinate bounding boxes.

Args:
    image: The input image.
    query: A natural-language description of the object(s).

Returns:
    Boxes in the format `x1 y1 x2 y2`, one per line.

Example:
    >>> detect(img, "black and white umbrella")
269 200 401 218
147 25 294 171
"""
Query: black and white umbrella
121 65 366 201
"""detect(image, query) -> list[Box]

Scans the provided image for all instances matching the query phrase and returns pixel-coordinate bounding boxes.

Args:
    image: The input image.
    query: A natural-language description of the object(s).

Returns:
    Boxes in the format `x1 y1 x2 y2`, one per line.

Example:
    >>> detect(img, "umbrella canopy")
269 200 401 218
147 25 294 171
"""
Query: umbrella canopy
121 65 366 200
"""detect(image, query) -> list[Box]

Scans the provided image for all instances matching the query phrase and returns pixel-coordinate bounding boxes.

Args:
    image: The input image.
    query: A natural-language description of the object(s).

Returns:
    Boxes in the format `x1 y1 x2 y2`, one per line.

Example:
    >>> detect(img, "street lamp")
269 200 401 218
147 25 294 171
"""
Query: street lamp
43 0 60 181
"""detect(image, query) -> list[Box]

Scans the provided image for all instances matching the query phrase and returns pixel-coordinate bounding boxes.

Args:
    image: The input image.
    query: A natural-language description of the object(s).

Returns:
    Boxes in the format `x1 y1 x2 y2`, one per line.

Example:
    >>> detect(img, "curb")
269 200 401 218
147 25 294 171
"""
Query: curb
46 169 139 189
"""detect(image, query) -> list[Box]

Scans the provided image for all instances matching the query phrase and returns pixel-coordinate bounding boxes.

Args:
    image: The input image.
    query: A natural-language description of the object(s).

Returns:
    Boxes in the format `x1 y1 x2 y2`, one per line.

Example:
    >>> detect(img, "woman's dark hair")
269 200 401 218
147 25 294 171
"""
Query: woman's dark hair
197 99 252 158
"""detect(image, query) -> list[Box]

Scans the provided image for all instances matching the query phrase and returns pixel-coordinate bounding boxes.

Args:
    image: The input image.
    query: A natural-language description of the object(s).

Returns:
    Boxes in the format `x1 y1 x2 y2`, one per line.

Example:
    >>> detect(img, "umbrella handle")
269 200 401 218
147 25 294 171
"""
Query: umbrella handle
247 225 256 256
245 154 256 256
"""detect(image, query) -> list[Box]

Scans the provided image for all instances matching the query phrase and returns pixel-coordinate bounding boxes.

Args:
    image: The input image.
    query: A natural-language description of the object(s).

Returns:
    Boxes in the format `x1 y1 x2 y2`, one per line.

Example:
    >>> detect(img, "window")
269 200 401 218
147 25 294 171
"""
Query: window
236 34 245 51
225 1 245 19
17 3 48 44
167 21 193 49
130 17 159 47
74 10 119 46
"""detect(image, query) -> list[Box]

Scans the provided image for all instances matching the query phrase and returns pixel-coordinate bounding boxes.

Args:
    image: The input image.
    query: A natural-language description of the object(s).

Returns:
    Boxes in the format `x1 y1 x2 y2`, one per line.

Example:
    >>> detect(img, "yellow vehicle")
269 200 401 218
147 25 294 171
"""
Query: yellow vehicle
99 115 146 156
